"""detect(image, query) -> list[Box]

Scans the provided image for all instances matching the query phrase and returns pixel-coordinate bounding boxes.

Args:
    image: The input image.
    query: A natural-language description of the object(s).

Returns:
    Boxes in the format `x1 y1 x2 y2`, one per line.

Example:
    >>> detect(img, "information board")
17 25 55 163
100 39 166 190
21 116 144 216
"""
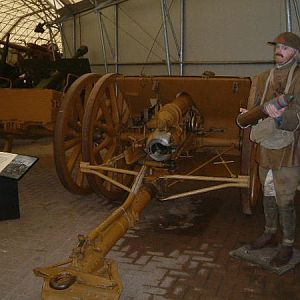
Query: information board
0 152 38 180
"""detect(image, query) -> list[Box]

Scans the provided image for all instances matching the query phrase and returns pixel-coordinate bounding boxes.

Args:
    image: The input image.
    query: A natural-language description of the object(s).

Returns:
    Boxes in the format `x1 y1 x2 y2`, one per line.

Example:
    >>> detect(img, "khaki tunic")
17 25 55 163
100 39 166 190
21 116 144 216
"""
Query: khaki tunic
249 60 300 169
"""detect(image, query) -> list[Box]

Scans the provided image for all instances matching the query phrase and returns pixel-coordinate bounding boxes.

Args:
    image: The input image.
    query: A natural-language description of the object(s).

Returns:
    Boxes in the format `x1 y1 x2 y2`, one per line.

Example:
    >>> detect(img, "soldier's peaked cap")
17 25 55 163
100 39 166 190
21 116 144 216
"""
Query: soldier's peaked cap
268 32 300 51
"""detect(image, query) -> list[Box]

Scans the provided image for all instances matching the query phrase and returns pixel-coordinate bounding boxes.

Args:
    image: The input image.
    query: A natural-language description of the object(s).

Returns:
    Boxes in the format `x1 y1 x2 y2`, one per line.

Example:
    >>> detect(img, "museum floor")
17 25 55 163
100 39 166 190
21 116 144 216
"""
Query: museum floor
0 138 300 300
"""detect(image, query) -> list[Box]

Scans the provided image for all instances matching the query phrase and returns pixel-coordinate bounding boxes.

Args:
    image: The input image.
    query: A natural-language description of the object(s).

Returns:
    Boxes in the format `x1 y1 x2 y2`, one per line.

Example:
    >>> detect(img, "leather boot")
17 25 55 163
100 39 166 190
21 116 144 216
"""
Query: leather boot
247 232 277 250
270 245 293 267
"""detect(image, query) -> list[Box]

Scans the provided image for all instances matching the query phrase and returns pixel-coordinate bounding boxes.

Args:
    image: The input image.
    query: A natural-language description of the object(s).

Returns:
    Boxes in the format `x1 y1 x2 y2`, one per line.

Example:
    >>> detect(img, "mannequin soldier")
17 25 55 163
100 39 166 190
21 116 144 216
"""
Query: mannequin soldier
243 32 300 267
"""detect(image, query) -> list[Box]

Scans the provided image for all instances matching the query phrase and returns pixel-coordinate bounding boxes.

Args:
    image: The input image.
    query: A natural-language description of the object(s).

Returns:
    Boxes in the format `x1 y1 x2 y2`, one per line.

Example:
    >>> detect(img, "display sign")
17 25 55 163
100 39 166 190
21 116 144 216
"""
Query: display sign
0 152 17 172
0 152 38 180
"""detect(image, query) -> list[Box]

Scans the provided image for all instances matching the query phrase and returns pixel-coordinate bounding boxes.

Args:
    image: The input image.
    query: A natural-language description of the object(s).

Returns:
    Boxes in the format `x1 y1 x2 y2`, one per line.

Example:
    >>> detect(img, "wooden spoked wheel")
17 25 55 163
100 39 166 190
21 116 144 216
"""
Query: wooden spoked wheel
54 73 101 194
82 73 133 200
240 127 262 214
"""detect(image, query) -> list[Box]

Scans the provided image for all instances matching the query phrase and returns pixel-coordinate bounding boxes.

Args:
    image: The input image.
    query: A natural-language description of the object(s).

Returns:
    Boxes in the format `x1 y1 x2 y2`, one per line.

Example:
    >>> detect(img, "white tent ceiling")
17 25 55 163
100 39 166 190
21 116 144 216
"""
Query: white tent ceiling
0 0 84 50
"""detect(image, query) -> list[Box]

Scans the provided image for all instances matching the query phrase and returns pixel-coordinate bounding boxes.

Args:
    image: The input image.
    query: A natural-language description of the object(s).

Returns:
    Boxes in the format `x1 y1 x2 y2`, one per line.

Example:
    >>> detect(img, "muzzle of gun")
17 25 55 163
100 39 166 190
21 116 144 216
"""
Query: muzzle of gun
236 94 294 128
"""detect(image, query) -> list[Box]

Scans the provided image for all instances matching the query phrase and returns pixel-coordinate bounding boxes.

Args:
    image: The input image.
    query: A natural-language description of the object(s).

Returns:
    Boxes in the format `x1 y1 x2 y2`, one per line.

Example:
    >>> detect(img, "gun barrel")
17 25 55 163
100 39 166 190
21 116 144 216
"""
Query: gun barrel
0 40 29 52
147 92 193 130
146 92 194 161
36 45 89 90
74 45 88 59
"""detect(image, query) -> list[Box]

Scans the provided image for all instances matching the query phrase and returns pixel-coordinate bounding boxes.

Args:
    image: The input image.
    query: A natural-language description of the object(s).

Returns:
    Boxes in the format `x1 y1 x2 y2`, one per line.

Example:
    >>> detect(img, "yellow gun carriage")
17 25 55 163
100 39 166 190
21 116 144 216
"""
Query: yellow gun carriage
33 72 261 299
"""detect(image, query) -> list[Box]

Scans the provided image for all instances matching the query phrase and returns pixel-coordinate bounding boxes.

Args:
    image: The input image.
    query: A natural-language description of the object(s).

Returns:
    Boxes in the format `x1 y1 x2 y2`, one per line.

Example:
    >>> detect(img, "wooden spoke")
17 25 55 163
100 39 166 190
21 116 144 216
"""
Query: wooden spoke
54 73 102 194
103 141 117 162
122 109 130 125
93 136 111 156
116 90 123 119
66 144 81 172
63 137 81 151
100 100 114 133
75 160 84 186
108 83 120 124
75 96 84 123
82 73 134 200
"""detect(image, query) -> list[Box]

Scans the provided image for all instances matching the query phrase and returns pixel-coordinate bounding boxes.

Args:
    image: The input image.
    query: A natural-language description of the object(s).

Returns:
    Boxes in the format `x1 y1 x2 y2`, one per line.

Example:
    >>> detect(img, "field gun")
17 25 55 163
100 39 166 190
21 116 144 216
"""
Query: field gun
0 38 60 61
33 45 89 91
0 36 61 88
34 73 255 299
0 44 91 150
0 36 89 89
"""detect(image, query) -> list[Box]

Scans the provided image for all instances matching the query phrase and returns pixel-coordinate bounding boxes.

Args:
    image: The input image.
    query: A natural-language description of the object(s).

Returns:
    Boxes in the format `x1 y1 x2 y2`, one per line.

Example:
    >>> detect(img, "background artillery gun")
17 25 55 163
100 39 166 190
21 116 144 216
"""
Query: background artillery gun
34 73 261 299
0 34 62 88
0 37 91 164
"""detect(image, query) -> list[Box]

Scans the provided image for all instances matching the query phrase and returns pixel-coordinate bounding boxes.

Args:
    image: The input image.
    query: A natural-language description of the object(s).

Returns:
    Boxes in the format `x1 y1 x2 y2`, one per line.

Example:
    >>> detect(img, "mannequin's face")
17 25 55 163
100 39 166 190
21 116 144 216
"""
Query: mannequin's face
274 44 297 65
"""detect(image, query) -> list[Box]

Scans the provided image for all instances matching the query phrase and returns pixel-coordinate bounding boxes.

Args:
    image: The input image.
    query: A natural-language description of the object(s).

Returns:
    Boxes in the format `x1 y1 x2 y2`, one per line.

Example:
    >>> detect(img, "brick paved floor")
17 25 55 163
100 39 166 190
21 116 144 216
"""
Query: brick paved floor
0 138 300 300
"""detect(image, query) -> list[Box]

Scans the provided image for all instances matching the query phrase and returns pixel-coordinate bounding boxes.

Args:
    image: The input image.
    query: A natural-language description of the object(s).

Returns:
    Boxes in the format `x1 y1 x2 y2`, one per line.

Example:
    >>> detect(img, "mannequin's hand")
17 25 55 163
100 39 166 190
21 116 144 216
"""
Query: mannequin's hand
264 104 286 118
240 108 248 113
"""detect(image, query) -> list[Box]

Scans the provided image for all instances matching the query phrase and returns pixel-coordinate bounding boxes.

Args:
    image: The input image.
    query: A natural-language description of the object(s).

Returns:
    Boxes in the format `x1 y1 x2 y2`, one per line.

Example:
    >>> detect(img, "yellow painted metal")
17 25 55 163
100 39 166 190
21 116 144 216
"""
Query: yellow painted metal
117 75 251 149
160 182 248 201
80 162 139 176
146 92 193 129
160 174 249 183
34 166 155 299
35 259 122 300
0 88 61 137
80 168 132 192
159 175 249 201
33 74 253 298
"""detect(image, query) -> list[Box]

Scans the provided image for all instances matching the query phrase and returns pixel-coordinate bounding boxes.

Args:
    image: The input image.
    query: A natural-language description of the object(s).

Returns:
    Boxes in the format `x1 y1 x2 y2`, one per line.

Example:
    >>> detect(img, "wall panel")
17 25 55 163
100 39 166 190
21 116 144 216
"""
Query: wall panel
61 0 300 77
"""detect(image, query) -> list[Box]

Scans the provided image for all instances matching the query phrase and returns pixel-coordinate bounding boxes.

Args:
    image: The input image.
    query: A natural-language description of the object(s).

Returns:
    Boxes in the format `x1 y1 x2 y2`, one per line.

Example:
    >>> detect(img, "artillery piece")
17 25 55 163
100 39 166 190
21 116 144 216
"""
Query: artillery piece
0 40 91 155
0 34 62 88
34 73 259 299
